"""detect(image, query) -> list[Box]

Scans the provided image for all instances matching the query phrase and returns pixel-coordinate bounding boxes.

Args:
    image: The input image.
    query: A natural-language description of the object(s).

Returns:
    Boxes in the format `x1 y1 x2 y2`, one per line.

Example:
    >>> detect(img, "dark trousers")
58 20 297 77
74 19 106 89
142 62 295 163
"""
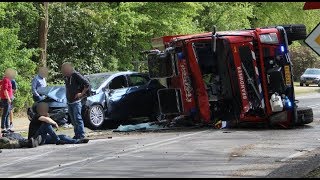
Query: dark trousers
68 102 85 139
1 99 11 129
34 123 78 144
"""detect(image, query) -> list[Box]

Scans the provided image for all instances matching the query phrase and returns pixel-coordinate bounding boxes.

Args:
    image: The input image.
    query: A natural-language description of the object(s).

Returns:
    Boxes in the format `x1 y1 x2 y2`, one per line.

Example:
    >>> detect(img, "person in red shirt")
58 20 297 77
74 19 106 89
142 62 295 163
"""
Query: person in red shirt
1 68 14 134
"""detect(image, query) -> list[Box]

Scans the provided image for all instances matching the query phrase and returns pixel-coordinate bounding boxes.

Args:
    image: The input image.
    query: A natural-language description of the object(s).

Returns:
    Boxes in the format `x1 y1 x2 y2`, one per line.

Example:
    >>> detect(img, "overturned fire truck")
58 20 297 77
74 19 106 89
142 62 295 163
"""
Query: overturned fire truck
145 24 313 128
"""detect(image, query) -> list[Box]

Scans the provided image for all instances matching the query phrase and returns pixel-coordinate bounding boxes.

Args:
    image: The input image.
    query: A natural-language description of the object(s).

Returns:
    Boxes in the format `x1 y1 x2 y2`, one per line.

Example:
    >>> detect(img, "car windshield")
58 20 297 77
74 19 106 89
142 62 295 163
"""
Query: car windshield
85 74 110 90
305 69 320 75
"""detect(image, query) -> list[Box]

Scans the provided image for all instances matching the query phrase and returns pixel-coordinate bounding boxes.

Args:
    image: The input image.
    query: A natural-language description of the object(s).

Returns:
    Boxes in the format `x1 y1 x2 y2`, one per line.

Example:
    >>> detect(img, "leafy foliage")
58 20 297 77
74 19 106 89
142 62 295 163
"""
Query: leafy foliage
290 45 320 81
0 2 319 110
0 28 37 109
197 2 254 31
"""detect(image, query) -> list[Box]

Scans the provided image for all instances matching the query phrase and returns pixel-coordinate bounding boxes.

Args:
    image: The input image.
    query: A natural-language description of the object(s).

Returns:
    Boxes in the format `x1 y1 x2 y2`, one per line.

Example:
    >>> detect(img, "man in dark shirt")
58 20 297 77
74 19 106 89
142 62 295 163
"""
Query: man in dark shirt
28 102 89 145
61 62 90 140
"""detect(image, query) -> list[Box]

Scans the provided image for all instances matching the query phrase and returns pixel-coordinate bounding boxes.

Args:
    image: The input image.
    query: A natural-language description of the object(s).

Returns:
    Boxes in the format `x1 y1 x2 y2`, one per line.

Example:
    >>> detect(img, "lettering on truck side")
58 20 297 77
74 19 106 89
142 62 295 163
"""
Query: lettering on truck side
181 64 193 102
237 66 248 100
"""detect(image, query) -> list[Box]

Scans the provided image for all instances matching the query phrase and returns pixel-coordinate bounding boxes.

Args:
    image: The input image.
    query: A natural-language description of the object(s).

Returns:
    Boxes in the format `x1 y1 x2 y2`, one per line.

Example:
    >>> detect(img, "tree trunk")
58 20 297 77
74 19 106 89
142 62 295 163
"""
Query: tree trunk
39 2 49 67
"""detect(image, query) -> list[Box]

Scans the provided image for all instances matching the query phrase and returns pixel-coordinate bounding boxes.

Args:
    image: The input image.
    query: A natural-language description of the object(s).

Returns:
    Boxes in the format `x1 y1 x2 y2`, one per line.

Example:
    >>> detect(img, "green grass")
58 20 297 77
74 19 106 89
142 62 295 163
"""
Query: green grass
293 82 320 95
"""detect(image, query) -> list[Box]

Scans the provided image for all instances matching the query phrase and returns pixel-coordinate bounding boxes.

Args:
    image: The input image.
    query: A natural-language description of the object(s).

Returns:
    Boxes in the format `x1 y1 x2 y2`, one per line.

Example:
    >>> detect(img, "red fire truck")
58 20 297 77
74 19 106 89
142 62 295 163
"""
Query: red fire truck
145 24 313 128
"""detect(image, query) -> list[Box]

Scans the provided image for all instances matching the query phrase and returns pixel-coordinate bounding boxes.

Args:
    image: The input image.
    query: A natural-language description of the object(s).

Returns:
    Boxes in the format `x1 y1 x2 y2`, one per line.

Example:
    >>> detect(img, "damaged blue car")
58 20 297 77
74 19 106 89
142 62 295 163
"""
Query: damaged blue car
27 71 164 129
27 86 69 126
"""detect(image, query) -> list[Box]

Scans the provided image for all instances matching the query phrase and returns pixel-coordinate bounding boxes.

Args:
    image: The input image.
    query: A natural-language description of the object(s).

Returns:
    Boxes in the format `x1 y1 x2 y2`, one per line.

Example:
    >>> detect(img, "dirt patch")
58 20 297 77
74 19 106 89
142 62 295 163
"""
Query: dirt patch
294 85 320 95
228 144 255 161
305 165 320 178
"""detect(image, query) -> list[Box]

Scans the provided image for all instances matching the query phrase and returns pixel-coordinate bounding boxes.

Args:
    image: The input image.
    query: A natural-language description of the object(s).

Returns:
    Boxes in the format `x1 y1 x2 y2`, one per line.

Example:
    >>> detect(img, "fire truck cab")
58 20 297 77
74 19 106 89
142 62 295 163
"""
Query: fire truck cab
146 24 313 128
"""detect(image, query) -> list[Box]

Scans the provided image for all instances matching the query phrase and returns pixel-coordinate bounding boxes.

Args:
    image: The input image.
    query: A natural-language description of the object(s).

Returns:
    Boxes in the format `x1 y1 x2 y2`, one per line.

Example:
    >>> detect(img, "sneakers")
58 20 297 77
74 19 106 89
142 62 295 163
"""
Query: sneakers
28 138 35 148
1 129 14 134
28 135 42 148
56 140 67 145
1 130 8 134
77 138 90 144
62 123 73 129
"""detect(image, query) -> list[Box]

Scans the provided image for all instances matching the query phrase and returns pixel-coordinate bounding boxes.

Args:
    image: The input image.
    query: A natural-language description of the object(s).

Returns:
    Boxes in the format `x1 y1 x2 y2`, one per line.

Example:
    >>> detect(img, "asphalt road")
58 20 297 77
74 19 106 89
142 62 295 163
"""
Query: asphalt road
1 93 320 178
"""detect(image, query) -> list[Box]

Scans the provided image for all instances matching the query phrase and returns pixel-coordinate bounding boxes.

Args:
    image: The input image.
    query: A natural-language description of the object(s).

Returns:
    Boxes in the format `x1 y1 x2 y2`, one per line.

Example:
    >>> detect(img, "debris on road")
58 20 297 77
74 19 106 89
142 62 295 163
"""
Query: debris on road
113 114 207 132
214 120 227 129
113 122 167 132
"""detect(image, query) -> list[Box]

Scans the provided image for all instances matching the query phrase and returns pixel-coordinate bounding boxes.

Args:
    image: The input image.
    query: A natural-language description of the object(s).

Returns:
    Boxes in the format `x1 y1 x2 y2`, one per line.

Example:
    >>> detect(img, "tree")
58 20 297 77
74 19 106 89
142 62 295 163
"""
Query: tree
290 44 320 81
251 2 320 34
0 28 37 109
196 2 254 31
39 2 49 67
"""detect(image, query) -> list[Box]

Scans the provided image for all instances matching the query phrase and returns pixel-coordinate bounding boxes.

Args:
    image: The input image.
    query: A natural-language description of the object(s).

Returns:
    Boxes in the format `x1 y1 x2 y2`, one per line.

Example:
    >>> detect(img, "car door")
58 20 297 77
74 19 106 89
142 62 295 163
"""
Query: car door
125 74 154 117
105 75 130 119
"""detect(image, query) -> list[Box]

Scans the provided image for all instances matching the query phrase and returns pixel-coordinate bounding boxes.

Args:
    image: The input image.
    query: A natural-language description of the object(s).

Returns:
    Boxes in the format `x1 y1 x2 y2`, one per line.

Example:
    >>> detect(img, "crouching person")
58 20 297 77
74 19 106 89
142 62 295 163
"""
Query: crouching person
28 102 89 145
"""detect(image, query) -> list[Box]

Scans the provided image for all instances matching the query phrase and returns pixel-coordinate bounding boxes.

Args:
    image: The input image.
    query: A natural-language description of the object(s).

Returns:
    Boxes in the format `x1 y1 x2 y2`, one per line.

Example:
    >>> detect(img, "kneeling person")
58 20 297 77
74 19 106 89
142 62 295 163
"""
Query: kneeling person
28 102 89 145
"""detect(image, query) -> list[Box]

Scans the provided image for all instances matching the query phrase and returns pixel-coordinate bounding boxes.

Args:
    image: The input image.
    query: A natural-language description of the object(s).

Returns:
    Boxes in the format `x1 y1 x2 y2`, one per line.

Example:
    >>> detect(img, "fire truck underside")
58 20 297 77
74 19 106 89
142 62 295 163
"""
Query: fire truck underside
147 25 313 128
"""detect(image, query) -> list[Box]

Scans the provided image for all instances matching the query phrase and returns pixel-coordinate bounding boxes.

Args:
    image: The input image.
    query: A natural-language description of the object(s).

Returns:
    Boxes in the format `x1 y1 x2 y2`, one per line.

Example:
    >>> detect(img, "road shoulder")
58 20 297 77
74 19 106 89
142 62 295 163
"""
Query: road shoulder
266 147 320 178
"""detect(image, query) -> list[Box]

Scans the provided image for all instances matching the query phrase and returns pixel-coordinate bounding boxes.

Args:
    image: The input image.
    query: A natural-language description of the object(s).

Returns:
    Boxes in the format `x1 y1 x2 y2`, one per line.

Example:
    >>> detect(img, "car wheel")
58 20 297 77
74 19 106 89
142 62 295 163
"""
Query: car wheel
85 104 105 130
300 82 303 86
318 83 320 87
306 84 309 86
296 107 313 126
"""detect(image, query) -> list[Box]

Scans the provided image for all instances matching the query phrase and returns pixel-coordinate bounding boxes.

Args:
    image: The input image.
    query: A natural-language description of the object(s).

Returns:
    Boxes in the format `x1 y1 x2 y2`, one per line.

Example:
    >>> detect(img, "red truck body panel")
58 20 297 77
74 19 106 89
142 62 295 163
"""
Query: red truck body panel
150 27 297 128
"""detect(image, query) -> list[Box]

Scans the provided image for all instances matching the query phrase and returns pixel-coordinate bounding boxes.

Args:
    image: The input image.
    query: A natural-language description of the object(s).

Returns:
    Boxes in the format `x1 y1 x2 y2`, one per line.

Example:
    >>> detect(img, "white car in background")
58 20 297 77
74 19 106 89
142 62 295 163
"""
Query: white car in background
300 68 320 86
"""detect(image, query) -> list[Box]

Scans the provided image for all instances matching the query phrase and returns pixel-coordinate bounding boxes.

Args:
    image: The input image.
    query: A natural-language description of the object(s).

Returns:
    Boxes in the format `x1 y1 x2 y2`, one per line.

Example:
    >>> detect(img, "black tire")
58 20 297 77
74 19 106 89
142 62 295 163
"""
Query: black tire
84 104 105 130
306 84 309 86
300 82 304 86
280 24 307 42
318 83 320 87
296 107 313 125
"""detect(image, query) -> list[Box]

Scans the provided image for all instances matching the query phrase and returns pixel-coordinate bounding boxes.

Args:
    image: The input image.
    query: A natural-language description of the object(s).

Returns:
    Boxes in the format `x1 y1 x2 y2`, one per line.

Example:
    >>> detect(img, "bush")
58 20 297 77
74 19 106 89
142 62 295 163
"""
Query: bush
290 45 320 81
0 28 38 111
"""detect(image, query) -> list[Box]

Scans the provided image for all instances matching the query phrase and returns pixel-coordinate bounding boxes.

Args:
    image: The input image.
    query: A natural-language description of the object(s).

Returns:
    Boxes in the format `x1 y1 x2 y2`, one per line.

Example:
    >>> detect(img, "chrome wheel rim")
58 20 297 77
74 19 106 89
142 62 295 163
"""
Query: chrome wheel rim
90 106 104 126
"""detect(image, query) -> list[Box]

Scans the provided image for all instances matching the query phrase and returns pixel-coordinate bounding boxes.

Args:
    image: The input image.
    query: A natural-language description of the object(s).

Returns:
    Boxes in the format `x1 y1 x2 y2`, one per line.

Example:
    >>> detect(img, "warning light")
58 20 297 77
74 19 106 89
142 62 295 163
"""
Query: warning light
281 45 285 53
177 52 184 60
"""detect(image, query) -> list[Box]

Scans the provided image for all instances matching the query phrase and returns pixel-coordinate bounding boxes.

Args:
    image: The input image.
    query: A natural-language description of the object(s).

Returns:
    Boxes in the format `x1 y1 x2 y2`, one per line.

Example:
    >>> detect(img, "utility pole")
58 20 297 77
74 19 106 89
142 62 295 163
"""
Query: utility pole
39 2 49 67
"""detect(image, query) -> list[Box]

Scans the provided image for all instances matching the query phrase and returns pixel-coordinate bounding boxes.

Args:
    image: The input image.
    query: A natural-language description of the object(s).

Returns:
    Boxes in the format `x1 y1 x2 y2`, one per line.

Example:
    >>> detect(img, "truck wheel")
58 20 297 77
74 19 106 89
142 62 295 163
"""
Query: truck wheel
280 24 307 42
84 104 105 130
296 107 313 125
306 84 309 86
300 82 303 86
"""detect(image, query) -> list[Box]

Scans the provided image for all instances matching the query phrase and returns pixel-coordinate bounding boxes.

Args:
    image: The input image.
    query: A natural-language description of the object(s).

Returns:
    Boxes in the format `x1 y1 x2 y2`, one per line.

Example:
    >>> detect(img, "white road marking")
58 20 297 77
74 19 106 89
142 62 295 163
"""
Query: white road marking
10 130 208 178
0 139 107 169
32 139 182 178
279 148 315 162
0 150 55 168
307 104 320 108
10 158 94 178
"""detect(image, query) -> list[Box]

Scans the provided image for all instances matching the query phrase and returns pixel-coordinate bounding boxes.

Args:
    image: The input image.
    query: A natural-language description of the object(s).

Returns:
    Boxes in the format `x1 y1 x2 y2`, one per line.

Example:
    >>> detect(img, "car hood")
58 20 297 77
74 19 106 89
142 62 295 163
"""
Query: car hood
37 86 66 103
301 74 320 78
